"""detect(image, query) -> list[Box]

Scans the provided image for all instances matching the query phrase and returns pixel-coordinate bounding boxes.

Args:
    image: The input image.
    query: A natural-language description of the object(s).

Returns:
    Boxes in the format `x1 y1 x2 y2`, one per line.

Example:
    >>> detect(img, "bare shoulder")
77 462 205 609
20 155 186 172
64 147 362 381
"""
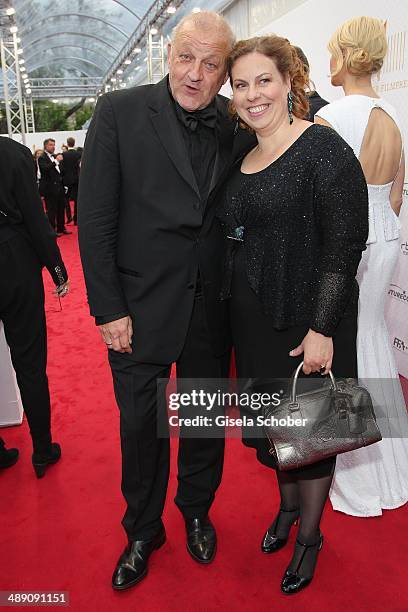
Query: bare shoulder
315 116 333 128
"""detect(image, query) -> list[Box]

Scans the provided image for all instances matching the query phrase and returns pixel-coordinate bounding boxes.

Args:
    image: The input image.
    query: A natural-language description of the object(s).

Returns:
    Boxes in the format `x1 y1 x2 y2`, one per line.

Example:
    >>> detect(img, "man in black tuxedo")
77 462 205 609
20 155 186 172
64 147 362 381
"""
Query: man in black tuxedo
62 137 81 225
79 11 253 590
38 139 71 236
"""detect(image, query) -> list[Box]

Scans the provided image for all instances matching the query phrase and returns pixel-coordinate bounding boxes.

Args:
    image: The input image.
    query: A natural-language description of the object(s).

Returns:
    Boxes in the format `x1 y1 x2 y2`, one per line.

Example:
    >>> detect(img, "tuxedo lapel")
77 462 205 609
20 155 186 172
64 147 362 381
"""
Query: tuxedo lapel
148 78 200 199
209 96 234 196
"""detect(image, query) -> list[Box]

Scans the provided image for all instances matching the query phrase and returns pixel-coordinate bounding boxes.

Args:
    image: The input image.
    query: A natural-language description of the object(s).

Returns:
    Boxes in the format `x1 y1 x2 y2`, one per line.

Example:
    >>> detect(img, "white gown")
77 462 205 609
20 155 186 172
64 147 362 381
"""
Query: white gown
316 95 408 516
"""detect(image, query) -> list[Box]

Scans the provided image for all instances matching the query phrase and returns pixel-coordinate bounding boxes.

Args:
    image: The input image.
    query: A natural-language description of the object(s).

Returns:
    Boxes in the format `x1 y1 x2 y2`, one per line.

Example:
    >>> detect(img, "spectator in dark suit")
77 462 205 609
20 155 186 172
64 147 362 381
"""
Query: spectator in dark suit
294 46 329 121
62 137 82 225
38 139 71 236
0 137 70 477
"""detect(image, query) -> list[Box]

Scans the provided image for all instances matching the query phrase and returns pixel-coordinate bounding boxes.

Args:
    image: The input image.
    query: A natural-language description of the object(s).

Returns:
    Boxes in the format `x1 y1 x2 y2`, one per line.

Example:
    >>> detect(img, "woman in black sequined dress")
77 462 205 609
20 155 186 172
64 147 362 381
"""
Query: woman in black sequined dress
217 36 368 594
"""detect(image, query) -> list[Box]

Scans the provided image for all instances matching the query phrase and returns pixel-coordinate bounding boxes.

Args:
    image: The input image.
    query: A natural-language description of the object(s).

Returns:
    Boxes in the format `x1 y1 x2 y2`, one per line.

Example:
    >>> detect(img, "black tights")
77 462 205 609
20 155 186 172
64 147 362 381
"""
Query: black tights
274 457 336 544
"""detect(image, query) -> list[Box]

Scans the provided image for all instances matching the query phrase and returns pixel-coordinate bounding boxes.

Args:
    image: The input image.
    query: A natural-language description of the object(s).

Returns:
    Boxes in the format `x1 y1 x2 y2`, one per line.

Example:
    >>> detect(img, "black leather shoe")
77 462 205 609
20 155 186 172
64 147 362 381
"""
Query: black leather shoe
185 517 216 564
281 534 323 595
112 527 166 590
32 442 61 478
261 507 299 554
0 440 19 469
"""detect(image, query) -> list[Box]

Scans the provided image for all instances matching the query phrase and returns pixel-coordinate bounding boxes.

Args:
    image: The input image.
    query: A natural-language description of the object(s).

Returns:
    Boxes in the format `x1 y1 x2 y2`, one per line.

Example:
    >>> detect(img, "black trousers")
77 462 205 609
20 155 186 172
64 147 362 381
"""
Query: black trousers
108 294 230 541
66 183 78 224
64 195 72 223
45 191 65 233
0 235 52 453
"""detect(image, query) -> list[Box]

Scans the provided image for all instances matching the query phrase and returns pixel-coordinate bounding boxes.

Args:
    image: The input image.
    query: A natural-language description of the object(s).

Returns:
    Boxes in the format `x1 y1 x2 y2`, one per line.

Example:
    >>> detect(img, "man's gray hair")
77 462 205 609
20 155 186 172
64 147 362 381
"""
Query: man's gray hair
171 10 235 52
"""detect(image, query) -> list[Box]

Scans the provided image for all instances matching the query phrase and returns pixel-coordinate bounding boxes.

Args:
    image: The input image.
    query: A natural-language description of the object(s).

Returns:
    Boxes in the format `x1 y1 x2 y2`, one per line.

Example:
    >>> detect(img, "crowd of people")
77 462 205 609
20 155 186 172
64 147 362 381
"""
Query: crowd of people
34 137 82 235
0 9 407 598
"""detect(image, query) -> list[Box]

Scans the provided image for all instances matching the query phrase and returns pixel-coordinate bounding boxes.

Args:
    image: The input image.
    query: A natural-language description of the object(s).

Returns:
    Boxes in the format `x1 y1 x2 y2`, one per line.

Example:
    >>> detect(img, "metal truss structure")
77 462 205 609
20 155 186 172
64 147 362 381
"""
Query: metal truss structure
0 29 26 142
23 95 34 132
147 29 165 84
26 77 101 99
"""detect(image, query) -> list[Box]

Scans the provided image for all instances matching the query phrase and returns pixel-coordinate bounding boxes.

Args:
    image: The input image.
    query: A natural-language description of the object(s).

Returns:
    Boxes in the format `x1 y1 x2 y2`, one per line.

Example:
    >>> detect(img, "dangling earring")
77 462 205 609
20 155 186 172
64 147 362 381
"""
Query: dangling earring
287 91 294 125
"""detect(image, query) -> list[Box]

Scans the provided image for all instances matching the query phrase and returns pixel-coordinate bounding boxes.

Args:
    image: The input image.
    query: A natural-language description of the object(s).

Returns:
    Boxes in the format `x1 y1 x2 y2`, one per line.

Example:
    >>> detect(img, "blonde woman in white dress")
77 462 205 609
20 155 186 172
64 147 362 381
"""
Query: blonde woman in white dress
316 15 408 517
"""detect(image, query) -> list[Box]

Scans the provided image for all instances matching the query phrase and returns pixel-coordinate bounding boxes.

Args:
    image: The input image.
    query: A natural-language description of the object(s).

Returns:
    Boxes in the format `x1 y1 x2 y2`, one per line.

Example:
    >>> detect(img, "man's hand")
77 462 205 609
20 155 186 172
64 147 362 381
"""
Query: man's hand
289 329 333 375
98 316 133 353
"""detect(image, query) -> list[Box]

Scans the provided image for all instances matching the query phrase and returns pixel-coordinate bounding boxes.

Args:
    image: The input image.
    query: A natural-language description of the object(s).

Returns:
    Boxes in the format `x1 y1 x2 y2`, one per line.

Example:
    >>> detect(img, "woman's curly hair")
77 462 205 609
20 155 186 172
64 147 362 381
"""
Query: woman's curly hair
227 35 310 129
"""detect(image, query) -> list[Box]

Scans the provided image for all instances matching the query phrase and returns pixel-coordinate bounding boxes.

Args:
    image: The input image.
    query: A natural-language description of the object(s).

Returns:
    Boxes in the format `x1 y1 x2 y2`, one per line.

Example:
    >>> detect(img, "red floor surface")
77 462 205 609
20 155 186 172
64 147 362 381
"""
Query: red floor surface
1 227 407 612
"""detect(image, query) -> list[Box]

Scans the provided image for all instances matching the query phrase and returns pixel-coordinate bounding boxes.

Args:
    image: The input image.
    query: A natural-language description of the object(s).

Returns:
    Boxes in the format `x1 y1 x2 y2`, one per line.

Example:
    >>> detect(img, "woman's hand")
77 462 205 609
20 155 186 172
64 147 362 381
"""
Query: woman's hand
289 329 333 375
54 280 70 298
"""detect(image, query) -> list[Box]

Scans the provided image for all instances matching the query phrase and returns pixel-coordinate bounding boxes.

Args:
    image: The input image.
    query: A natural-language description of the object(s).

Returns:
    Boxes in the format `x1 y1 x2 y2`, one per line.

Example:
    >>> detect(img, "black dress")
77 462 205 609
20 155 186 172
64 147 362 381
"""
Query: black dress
307 91 329 121
217 124 369 471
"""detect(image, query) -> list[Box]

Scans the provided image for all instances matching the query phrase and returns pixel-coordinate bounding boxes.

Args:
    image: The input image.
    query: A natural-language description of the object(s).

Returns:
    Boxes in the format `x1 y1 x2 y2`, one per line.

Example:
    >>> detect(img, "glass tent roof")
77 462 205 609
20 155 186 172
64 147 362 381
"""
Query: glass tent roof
0 0 228 98
13 0 146 79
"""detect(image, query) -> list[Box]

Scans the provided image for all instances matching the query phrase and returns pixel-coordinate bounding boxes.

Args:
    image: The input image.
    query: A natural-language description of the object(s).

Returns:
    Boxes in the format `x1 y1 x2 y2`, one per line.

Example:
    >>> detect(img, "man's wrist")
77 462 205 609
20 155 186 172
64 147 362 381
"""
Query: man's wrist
95 312 129 326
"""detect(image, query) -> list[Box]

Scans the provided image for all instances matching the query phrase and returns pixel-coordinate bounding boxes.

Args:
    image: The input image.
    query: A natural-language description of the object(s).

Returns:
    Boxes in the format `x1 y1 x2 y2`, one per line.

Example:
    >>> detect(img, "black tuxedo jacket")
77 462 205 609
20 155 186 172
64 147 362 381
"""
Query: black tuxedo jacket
61 149 81 186
78 76 254 363
38 153 64 198
0 138 67 286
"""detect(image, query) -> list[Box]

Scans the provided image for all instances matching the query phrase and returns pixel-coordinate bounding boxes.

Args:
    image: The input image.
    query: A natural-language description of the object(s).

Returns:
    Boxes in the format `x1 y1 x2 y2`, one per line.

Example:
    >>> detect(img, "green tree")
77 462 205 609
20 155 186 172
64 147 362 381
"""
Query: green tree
73 105 94 129
33 100 95 132
34 101 69 132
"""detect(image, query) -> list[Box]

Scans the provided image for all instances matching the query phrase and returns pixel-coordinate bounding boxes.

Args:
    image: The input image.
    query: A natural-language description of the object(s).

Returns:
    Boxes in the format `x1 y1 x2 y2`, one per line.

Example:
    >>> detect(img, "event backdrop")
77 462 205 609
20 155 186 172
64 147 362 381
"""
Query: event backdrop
1 130 87 154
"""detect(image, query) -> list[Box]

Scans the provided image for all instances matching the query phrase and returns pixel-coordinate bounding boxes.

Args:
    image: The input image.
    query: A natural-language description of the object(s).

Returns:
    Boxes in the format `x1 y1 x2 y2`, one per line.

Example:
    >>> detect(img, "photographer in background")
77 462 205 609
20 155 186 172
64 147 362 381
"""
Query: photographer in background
0 137 70 478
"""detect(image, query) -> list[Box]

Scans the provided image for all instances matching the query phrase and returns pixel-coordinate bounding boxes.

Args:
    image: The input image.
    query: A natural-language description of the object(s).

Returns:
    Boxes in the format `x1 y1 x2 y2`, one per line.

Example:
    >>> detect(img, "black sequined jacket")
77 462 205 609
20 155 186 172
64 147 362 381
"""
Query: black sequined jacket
217 124 369 337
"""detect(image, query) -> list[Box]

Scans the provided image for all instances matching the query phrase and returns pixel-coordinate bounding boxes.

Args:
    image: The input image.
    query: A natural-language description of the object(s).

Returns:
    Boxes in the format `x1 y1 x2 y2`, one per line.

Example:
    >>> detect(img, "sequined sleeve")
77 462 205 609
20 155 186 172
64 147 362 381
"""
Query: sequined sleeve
310 141 369 336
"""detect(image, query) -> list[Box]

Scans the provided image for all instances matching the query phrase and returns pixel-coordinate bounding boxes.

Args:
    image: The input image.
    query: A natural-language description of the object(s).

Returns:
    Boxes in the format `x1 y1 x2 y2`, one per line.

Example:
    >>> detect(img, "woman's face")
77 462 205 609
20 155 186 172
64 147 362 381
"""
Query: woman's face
231 51 290 133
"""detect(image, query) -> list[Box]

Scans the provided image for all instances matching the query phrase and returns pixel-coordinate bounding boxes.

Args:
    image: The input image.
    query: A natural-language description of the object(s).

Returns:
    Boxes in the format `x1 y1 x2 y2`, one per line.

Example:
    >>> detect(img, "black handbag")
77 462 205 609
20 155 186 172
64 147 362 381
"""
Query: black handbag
262 361 382 471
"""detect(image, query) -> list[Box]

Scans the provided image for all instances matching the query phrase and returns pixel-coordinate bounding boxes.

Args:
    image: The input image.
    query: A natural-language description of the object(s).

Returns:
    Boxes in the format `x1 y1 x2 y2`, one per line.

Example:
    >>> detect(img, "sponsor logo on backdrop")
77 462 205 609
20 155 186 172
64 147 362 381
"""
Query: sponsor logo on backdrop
382 30 406 74
374 29 408 93
393 337 408 353
389 284 408 303
401 242 408 256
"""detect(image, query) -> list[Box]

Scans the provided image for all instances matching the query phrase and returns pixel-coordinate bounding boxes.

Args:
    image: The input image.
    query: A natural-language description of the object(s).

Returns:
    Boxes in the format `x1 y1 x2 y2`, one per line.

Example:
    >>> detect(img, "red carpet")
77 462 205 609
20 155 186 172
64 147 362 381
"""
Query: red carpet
1 226 407 611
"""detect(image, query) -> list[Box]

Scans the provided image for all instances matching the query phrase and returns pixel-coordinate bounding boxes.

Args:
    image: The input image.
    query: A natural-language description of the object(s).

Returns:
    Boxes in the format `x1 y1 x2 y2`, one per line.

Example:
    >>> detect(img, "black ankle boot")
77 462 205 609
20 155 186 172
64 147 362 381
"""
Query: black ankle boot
281 533 323 594
261 507 299 553
0 439 19 469
32 443 61 478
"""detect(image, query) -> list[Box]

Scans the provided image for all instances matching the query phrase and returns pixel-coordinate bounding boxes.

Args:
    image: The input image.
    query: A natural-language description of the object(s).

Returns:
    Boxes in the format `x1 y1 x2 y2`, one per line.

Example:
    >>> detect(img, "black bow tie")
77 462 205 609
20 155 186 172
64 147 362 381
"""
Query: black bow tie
177 104 217 132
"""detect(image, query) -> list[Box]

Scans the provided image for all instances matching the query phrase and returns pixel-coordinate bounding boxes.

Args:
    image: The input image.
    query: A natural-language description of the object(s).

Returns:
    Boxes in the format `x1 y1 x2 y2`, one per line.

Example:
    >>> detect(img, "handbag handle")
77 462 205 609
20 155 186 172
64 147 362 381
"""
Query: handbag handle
290 361 337 404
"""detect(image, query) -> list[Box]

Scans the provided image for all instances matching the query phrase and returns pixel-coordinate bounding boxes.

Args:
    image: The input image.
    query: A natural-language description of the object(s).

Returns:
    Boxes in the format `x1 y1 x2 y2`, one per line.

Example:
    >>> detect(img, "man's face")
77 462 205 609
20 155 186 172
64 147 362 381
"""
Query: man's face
167 26 229 111
45 141 55 154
